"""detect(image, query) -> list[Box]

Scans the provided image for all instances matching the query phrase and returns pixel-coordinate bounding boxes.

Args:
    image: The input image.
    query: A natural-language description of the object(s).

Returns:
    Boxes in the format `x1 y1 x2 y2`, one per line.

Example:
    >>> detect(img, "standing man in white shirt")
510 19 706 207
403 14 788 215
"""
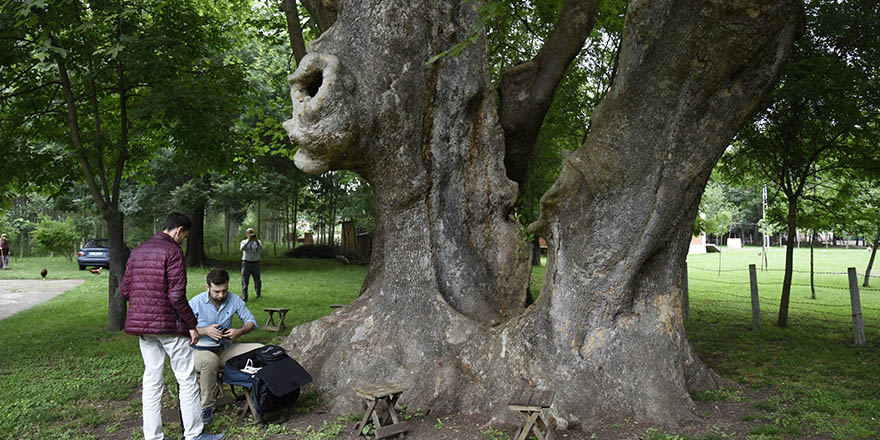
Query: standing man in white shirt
239 227 263 302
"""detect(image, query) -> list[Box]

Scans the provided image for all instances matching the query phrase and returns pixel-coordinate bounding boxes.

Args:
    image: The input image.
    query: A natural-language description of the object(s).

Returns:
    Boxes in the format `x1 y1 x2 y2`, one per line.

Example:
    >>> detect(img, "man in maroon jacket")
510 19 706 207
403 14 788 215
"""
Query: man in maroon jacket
121 212 223 440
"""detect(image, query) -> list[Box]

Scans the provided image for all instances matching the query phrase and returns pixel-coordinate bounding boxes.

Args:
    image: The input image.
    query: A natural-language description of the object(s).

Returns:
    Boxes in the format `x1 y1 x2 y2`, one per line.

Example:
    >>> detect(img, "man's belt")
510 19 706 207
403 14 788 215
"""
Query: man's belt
244 260 260 264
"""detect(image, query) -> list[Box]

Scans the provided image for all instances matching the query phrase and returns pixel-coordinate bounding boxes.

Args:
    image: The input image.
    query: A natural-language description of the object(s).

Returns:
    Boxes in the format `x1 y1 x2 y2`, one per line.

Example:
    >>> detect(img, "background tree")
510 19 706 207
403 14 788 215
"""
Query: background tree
1 0 250 328
721 0 880 327
279 0 800 427
32 216 79 261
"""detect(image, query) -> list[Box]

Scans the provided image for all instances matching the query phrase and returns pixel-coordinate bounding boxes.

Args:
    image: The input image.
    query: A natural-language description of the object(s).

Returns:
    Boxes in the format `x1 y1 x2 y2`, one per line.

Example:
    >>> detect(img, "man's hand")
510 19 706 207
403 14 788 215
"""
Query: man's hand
225 328 244 340
198 324 227 340
188 329 199 346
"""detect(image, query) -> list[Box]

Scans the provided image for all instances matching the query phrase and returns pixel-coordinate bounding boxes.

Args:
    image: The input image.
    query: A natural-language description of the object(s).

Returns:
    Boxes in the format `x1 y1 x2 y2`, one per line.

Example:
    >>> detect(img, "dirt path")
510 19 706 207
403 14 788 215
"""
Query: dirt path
0 279 85 320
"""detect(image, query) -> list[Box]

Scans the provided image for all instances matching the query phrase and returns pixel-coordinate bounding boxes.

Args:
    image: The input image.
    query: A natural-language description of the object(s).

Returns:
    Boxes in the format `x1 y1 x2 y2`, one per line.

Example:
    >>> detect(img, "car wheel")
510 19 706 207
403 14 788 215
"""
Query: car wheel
79 265 85 270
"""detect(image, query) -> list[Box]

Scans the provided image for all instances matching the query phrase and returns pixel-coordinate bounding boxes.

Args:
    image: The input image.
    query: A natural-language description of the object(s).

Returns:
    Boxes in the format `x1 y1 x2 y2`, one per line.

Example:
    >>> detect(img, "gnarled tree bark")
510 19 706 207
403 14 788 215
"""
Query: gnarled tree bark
282 0 801 428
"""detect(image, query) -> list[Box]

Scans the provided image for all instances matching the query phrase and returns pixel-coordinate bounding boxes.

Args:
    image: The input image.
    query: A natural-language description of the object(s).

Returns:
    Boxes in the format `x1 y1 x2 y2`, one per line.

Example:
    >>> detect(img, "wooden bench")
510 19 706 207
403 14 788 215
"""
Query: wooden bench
263 307 289 332
355 382 410 439
508 389 556 440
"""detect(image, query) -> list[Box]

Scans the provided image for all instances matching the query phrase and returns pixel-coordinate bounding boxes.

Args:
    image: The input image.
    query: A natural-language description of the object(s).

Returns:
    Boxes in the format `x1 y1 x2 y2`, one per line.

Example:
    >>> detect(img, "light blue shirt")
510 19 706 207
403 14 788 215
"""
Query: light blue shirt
188 291 258 348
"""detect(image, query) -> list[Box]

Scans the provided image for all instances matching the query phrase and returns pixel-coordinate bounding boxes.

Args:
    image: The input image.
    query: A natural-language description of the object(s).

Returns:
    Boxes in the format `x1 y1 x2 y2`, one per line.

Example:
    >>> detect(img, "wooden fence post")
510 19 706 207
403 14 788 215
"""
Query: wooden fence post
847 267 866 345
682 263 689 322
749 264 760 331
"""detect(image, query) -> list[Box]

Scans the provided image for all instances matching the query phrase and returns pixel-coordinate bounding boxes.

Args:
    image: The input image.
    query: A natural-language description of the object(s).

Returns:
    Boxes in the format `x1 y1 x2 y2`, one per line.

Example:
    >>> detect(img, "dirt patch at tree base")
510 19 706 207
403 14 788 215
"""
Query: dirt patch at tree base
91 386 787 439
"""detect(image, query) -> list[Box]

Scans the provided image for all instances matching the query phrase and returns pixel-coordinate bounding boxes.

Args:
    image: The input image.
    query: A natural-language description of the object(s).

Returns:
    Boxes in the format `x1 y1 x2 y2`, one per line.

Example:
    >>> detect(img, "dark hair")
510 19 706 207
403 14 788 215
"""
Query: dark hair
162 212 192 232
206 268 230 286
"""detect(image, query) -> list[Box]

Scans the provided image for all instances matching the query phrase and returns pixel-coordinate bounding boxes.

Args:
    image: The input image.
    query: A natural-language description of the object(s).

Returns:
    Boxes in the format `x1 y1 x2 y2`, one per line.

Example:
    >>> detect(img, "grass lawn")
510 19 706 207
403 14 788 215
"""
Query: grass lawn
0 254 367 440
684 245 880 440
0 247 878 439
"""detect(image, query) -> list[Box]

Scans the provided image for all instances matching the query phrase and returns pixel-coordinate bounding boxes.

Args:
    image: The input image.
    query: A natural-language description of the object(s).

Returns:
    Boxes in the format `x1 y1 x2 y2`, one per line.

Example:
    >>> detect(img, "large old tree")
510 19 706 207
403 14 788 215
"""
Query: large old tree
281 0 802 428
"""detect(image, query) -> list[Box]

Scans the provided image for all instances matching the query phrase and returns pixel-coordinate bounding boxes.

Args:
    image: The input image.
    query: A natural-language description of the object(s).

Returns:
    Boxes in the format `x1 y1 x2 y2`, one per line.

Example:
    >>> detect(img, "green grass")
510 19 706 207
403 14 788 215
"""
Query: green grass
0 254 368 440
684 246 880 440
1 247 879 439
0 254 94 279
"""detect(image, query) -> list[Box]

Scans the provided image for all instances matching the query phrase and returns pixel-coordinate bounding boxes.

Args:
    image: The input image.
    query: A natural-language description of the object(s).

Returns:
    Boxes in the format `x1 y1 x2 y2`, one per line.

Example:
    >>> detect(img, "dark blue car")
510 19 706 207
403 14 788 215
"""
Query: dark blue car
77 238 110 270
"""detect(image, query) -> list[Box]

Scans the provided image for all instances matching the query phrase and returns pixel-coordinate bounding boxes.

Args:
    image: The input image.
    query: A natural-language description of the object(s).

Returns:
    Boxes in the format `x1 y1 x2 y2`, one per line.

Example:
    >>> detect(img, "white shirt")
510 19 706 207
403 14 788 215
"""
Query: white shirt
240 238 263 262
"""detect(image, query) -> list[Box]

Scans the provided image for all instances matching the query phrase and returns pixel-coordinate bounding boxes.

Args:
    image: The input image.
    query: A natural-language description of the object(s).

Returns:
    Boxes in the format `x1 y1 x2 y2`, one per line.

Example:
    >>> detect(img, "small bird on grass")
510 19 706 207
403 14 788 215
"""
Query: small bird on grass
88 267 102 275
40 268 48 279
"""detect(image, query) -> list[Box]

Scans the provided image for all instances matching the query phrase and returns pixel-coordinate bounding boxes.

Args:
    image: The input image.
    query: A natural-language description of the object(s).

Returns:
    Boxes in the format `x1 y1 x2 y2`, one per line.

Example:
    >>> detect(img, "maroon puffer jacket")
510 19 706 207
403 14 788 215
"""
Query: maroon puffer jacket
121 232 197 335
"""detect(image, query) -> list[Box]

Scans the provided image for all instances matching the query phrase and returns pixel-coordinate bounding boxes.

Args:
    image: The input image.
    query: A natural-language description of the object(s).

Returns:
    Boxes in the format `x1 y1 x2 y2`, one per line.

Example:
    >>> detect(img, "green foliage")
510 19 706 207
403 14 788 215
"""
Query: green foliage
32 216 79 261
696 180 738 240
490 0 628 226
722 0 880 238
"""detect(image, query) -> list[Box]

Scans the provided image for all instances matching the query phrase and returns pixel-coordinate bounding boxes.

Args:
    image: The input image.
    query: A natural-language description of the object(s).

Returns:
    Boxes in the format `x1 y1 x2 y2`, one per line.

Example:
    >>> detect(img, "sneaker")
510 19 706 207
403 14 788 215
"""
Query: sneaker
201 407 213 425
195 434 224 440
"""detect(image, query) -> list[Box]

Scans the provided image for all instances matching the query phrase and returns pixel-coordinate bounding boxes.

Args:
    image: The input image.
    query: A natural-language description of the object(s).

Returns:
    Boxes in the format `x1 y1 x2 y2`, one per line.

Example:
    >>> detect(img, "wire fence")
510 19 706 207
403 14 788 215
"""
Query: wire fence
688 264 880 279
685 264 876 342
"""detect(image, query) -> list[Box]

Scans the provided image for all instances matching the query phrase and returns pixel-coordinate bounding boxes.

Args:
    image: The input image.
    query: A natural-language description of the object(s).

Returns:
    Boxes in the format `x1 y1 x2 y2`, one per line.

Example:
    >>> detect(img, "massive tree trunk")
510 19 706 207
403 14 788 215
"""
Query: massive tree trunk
281 0 801 428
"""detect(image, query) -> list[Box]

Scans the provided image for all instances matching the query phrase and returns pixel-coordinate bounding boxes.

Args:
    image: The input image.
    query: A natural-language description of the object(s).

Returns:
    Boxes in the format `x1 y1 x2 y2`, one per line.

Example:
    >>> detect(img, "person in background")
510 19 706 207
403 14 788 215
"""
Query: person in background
121 212 223 440
239 227 263 302
189 268 262 424
0 234 9 270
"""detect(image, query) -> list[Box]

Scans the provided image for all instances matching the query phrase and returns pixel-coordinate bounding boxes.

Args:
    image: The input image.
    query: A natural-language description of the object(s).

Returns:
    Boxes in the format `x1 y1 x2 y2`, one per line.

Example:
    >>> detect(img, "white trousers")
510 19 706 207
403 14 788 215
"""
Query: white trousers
139 334 204 440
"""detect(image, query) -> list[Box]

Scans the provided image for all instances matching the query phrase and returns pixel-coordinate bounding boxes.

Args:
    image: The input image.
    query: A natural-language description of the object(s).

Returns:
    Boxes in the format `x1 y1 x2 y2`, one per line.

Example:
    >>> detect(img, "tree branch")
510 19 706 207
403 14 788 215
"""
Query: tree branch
299 0 337 34
498 0 599 197
0 81 61 100
43 27 108 214
280 0 308 64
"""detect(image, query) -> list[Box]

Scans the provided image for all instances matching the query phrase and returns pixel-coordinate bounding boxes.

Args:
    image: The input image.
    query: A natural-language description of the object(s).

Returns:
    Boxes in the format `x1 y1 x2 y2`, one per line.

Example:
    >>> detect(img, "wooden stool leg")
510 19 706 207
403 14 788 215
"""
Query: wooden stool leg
516 412 539 440
537 414 556 440
357 399 378 437
243 388 263 424
387 394 402 424
277 311 287 330
371 407 384 430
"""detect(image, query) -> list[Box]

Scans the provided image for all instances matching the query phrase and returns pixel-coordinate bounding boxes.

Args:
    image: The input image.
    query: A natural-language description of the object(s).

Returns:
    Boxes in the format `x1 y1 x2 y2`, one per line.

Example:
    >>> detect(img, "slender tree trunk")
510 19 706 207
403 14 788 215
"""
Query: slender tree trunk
864 228 879 287
293 187 299 247
105 208 127 331
531 235 542 266
186 201 207 267
810 229 816 299
777 196 798 327
225 207 230 255
281 0 800 427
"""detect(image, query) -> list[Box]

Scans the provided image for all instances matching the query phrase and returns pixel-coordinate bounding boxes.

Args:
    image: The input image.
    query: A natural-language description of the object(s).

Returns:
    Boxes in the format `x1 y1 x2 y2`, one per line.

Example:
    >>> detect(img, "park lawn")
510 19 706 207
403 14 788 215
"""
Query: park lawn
0 254 94 280
684 246 880 440
0 248 878 439
0 255 368 440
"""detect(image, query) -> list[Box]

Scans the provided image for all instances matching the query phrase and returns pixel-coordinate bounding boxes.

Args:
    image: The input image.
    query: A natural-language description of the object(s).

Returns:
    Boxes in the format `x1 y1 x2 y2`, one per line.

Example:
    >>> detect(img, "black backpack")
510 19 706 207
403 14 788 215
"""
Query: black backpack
223 345 312 416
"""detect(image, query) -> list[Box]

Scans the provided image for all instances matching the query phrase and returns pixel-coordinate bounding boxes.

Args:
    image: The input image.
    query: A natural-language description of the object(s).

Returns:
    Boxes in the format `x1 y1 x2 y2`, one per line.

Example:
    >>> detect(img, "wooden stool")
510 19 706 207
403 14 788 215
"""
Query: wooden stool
355 382 410 439
508 389 556 440
263 307 289 332
226 382 262 423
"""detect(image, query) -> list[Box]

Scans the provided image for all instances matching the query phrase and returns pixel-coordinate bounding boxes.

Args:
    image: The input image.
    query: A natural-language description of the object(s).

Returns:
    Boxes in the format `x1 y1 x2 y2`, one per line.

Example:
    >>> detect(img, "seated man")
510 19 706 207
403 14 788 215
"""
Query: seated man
189 268 263 424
